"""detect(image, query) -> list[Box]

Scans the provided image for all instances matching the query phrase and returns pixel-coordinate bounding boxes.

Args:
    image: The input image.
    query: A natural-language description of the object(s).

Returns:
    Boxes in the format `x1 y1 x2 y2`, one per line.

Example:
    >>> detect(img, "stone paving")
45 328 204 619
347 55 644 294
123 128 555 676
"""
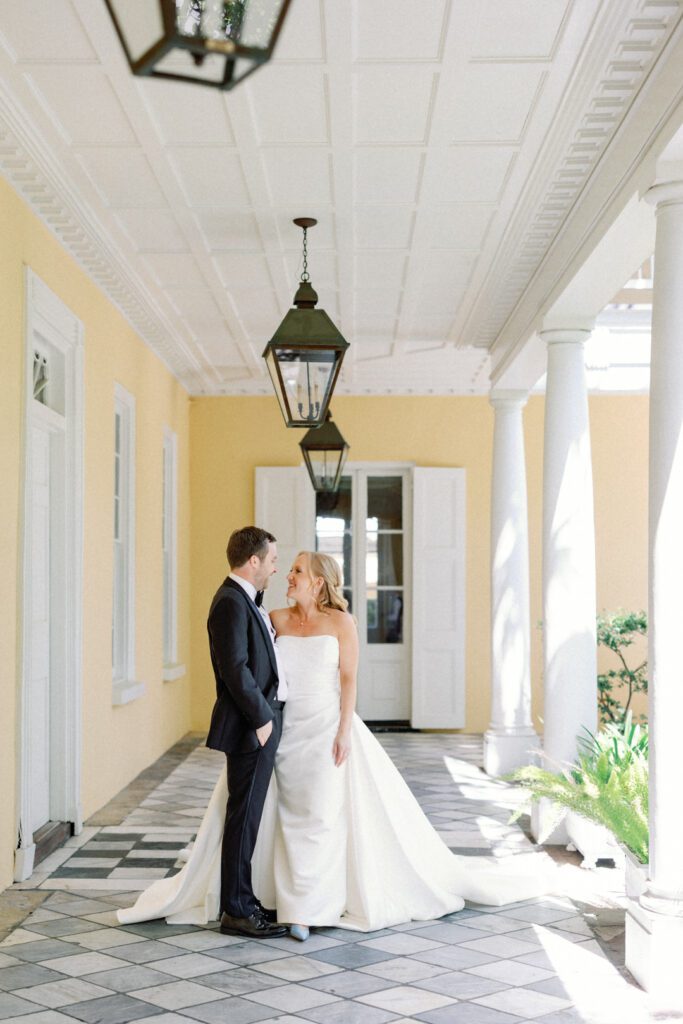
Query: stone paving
0 733 660 1023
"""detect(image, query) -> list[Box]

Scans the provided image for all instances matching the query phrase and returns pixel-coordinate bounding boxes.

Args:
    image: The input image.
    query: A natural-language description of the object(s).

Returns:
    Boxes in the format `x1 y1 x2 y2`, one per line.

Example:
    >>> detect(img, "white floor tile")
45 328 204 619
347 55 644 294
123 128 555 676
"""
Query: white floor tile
357 984 455 1015
474 987 573 1018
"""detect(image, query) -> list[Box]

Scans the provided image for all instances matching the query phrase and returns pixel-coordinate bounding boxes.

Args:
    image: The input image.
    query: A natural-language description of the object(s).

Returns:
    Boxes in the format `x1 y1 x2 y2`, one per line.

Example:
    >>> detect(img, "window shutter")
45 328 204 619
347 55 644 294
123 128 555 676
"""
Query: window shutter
411 468 466 729
254 466 315 612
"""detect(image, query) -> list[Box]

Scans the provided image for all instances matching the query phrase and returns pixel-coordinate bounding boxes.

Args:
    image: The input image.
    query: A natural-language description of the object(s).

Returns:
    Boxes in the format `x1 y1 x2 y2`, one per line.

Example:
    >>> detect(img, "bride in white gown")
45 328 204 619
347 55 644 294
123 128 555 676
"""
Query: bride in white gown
118 552 553 933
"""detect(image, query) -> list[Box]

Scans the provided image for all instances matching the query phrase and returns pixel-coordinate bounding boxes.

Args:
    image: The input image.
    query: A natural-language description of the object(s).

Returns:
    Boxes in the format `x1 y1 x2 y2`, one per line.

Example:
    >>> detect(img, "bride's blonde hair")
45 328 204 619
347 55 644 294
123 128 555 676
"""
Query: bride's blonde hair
298 550 348 614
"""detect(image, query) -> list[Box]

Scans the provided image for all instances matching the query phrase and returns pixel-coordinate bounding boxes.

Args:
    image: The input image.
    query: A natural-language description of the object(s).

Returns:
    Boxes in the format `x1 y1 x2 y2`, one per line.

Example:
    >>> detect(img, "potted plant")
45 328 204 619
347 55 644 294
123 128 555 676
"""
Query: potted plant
509 714 649 891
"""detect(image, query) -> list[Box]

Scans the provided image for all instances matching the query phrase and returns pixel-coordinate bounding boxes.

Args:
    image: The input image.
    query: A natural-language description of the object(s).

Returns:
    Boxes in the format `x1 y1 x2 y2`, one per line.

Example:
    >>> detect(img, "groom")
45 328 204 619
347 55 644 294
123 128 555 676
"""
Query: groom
206 526 288 938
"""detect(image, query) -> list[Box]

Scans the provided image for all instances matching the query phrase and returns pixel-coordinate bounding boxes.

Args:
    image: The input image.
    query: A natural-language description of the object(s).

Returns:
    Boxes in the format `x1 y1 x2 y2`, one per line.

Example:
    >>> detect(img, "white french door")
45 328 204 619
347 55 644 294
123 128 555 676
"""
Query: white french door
316 468 411 721
17 270 84 881
255 464 465 730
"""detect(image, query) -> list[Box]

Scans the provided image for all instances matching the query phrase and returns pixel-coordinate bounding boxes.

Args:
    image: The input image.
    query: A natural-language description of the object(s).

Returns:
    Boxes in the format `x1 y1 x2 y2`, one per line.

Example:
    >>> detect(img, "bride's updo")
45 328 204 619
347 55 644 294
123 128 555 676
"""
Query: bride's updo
300 551 349 614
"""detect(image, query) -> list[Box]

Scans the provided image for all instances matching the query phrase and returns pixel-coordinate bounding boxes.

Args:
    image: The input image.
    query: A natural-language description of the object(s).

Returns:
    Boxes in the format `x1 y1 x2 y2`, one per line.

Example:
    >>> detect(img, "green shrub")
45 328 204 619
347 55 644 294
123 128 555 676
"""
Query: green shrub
597 611 647 725
509 713 649 864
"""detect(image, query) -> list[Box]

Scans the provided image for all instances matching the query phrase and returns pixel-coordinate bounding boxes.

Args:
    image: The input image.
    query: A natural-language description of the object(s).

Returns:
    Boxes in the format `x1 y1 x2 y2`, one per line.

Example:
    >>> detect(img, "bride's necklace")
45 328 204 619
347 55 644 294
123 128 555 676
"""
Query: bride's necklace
293 606 315 629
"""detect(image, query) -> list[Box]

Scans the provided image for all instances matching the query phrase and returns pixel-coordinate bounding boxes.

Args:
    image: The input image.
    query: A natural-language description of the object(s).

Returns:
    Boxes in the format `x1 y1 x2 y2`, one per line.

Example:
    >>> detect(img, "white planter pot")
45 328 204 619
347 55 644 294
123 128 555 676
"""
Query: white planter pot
622 845 649 900
566 812 622 870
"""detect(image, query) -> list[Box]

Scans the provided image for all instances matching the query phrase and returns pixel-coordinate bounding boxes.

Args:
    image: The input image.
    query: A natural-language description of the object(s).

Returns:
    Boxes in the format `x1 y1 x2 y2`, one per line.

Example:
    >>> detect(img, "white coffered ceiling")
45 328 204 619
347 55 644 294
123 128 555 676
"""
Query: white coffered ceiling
0 0 681 395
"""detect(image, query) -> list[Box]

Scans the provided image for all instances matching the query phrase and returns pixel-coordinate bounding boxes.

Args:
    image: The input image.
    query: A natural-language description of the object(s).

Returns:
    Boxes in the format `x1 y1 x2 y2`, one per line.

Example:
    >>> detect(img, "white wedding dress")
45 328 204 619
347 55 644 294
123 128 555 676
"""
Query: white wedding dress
118 635 553 930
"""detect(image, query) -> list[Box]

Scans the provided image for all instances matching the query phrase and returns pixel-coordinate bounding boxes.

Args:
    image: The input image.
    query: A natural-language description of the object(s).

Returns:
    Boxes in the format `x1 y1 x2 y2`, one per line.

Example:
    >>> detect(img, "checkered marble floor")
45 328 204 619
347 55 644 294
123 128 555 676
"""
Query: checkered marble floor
2 733 657 1023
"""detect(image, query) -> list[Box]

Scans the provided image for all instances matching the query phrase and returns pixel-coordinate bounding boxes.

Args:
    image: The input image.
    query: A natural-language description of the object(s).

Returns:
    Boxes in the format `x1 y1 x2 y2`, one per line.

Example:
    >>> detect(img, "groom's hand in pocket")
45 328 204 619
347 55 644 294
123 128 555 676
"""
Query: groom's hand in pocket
256 720 273 747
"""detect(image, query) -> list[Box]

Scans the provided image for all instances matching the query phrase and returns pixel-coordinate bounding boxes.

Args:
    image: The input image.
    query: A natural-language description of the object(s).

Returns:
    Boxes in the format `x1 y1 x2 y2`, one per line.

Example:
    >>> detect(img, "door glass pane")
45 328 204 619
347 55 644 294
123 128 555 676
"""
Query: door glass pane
317 479 351 527
367 589 403 644
367 476 402 529
315 477 352 591
366 532 403 586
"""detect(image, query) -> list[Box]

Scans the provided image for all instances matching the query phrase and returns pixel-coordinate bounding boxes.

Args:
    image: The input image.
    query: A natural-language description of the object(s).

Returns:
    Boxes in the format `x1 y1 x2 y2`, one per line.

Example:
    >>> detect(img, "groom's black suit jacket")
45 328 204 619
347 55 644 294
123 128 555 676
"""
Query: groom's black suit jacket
206 577 280 755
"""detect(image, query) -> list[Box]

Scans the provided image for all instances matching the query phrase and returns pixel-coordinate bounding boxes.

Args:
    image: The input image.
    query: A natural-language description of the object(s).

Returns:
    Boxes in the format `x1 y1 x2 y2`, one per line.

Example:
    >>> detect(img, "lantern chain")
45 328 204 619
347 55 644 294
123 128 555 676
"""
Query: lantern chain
301 225 310 282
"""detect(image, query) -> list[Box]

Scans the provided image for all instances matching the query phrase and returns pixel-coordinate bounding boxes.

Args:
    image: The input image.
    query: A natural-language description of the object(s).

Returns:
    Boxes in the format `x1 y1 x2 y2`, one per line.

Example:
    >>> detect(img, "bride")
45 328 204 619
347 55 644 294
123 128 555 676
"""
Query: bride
118 551 552 937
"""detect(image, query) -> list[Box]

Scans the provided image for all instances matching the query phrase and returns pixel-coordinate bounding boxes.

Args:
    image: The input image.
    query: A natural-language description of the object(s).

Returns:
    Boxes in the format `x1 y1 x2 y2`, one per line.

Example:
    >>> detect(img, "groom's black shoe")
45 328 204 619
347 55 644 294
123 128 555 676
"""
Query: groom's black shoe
220 911 287 938
255 901 278 924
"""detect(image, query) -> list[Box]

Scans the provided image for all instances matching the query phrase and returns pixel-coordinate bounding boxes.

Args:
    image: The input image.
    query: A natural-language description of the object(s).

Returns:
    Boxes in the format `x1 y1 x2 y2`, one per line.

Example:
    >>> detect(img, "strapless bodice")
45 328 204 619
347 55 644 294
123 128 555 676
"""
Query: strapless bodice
275 634 340 699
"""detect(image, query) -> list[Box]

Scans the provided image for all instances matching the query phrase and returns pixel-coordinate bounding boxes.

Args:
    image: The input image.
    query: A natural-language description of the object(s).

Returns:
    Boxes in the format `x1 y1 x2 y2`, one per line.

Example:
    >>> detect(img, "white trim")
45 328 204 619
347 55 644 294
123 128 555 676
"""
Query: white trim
162 664 187 682
16 269 84 882
112 382 137 692
162 427 178 671
112 680 146 706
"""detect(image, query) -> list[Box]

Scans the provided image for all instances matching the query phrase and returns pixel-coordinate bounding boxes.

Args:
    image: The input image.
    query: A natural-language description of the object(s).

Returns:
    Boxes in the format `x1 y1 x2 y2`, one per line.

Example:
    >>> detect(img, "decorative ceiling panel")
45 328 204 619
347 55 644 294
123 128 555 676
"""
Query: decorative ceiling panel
24 67 136 146
140 81 236 147
472 0 569 59
353 0 449 62
274 0 326 61
354 251 406 293
168 148 250 207
113 208 189 253
75 148 166 207
248 66 329 145
424 205 497 251
193 209 261 252
354 207 415 250
0 0 678 396
422 147 517 203
353 67 437 144
213 252 276 292
142 253 207 290
0 0 96 61
449 65 546 143
354 149 424 204
261 147 333 204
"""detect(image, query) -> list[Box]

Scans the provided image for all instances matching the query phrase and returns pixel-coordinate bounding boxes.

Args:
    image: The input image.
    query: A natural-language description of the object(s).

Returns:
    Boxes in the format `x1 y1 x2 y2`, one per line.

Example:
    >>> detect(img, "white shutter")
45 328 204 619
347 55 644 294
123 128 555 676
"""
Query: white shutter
411 468 466 729
255 466 315 612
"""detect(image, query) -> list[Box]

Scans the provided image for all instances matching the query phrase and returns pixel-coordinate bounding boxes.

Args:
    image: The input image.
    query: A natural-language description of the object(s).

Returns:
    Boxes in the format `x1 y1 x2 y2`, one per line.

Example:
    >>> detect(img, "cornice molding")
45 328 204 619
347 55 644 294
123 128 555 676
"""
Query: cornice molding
468 0 682 350
0 80 210 391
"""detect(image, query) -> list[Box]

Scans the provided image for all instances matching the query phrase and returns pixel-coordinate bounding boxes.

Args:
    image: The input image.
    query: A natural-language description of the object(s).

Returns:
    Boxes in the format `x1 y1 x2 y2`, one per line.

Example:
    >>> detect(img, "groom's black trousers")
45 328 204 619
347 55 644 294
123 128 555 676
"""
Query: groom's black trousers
221 707 283 918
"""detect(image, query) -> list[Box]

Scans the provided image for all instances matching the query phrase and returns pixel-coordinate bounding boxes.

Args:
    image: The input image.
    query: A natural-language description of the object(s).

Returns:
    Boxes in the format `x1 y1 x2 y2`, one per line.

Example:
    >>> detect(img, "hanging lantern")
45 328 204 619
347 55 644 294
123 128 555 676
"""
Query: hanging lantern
299 413 349 493
103 0 292 91
263 218 349 428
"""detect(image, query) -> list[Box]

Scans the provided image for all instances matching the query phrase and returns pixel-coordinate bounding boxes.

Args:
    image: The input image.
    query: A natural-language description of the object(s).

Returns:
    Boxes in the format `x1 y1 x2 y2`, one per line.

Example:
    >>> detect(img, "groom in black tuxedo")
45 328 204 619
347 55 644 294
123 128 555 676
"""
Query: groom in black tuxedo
206 526 288 938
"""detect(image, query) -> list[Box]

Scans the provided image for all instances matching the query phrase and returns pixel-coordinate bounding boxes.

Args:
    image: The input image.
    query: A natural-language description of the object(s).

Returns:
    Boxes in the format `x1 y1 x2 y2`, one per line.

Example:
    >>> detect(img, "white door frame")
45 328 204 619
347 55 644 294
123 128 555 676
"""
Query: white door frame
343 464 412 721
16 269 84 881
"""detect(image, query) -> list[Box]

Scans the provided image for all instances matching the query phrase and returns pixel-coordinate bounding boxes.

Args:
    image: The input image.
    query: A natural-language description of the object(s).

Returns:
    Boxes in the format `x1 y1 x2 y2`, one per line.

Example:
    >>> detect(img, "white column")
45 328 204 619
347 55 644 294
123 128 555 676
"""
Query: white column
484 391 538 776
532 328 597 842
626 181 683 1012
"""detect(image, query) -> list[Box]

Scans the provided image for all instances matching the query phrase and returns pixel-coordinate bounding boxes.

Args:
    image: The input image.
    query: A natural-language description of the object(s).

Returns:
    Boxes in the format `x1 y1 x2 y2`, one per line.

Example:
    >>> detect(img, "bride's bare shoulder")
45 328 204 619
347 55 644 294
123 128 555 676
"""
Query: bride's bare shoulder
269 607 290 626
328 608 356 633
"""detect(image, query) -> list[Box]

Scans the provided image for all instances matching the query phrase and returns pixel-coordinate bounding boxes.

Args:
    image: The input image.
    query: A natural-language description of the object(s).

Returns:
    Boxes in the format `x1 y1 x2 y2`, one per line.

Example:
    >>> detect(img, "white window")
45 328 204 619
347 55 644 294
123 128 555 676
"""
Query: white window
112 384 143 704
162 428 184 680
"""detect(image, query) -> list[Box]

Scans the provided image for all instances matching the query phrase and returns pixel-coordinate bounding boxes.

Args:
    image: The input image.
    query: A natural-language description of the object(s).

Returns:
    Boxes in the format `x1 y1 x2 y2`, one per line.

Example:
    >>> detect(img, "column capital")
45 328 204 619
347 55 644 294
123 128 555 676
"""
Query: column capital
645 179 683 209
539 327 591 347
489 388 528 411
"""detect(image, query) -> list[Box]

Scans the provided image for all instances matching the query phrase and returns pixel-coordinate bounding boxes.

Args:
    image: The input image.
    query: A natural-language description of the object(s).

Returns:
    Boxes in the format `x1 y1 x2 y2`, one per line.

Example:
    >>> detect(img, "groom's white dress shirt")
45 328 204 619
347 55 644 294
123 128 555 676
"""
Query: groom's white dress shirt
228 573 288 701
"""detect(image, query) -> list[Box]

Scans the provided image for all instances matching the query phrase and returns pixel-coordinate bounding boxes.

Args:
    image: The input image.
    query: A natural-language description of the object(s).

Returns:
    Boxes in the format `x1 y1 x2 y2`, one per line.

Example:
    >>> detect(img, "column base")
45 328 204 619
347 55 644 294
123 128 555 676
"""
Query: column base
626 898 683 1012
483 728 539 776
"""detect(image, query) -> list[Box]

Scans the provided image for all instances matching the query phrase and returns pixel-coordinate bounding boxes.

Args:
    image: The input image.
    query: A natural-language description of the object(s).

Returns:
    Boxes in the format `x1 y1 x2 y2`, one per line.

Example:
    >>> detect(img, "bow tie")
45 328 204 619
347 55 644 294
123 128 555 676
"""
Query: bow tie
255 590 264 608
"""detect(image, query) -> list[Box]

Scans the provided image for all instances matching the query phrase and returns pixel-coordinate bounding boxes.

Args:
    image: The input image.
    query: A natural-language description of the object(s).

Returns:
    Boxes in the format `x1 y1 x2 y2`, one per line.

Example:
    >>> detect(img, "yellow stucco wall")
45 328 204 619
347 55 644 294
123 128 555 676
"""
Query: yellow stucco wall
0 177 192 891
189 394 649 735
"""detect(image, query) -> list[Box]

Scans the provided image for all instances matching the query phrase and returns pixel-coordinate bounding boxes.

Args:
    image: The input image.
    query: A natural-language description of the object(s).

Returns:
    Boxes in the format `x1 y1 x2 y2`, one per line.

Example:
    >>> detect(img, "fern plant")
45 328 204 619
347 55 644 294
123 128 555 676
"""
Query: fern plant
509 713 649 864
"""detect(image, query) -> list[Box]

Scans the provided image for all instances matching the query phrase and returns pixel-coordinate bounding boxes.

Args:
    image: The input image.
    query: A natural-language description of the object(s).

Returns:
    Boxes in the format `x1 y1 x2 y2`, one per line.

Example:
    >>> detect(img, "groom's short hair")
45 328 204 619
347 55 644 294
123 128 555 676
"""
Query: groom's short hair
227 526 276 568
